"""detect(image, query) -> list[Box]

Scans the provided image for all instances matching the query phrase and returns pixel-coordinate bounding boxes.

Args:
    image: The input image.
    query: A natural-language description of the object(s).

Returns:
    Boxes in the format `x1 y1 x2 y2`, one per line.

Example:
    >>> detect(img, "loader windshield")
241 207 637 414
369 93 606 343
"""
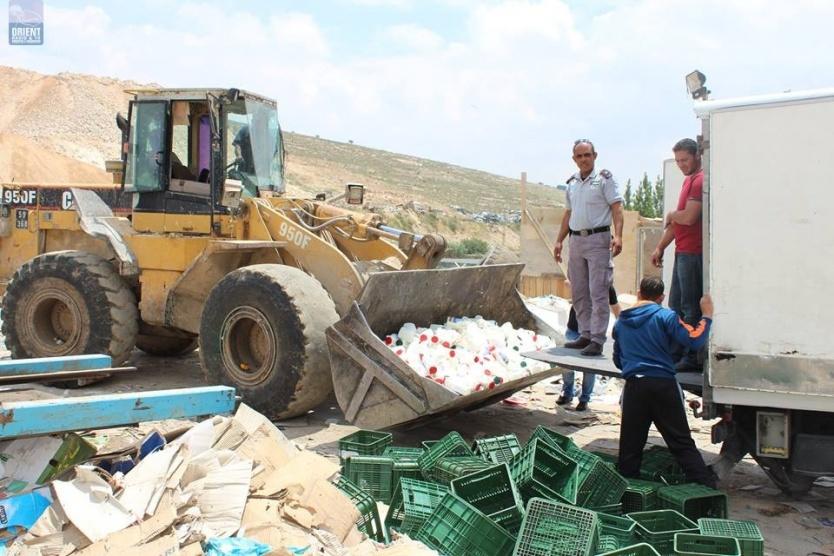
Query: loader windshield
225 98 284 196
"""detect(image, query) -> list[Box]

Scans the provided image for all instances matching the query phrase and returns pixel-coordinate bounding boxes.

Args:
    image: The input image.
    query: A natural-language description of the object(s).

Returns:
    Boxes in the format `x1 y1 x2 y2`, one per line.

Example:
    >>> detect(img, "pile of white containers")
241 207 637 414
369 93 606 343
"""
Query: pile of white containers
383 316 554 395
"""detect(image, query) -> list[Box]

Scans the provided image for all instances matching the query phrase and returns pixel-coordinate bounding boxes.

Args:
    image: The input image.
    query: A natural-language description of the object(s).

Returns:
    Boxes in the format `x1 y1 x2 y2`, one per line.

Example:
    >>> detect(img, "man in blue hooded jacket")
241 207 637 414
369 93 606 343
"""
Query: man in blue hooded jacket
613 276 716 487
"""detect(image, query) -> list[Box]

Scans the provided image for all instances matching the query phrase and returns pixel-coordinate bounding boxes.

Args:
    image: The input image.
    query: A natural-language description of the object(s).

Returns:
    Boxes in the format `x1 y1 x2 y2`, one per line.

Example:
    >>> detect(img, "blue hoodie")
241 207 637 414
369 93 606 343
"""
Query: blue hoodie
613 301 712 379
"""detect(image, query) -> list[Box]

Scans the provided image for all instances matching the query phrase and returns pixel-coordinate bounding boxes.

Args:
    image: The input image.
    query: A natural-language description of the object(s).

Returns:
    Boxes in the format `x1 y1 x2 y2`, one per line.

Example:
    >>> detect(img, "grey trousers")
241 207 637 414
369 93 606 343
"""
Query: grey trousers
568 232 613 344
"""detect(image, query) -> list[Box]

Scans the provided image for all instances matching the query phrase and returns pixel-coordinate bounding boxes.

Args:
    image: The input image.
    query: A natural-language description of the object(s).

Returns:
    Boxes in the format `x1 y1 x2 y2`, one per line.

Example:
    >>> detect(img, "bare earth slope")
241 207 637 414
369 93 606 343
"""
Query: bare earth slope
0 65 564 251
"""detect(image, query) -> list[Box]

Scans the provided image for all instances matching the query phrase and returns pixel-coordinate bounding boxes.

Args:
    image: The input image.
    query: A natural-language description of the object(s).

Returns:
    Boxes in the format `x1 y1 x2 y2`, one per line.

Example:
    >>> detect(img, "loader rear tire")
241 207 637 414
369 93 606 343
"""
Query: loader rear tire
136 334 198 357
1 251 139 365
199 264 339 420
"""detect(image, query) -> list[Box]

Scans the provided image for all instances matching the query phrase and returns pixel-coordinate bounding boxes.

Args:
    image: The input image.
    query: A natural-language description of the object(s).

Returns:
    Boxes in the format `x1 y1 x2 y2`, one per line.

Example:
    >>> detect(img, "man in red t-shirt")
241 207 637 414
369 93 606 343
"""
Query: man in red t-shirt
651 138 704 371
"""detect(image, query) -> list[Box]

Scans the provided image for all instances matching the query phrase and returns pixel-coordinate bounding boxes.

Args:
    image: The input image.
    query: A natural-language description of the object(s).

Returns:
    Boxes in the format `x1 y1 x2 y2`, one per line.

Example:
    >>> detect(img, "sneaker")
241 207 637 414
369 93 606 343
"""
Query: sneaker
575 401 589 411
565 337 591 349
556 395 573 406
580 341 603 356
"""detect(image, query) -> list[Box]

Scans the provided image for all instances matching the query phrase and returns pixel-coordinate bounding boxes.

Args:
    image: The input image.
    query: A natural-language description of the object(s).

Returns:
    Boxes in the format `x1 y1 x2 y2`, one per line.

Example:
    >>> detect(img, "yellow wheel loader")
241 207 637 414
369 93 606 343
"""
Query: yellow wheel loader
0 87 559 427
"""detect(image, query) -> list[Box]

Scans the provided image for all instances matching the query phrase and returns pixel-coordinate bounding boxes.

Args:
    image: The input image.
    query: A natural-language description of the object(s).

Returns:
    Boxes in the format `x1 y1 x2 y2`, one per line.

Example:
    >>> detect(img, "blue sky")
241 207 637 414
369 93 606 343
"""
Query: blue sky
3 0 834 188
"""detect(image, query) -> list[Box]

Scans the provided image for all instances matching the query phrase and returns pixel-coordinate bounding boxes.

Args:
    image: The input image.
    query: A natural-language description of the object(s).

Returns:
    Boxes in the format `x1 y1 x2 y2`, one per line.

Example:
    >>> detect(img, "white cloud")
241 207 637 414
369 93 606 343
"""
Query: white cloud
382 24 444 51
2 0 834 186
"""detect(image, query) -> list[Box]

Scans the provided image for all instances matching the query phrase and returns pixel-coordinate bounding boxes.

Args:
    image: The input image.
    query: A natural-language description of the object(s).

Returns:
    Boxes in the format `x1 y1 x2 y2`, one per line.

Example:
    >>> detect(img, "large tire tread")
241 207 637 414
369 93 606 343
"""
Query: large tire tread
199 264 338 420
1 250 139 365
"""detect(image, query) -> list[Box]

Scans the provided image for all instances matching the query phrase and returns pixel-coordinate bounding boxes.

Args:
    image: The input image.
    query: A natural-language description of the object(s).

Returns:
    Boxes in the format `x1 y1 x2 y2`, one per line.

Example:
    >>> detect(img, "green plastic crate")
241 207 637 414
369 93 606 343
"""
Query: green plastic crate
599 535 622 553
385 480 406 532
640 447 686 485
422 440 440 450
417 431 474 480
344 455 395 503
513 497 600 556
509 438 580 505
628 510 698 556
334 475 385 542
673 533 740 556
452 463 525 534
598 512 637 547
529 425 577 453
591 503 624 516
697 519 764 556
598 543 661 556
383 446 424 461
658 484 728 521
383 446 424 484
574 456 628 508
435 456 494 484
416 493 515 556
531 429 627 508
389 478 452 537
474 434 523 464
623 479 664 513
339 430 392 462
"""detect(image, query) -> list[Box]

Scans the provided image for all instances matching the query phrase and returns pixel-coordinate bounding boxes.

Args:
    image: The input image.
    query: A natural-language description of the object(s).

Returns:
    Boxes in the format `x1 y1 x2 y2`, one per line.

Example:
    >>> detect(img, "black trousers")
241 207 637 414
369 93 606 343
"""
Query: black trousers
618 376 714 487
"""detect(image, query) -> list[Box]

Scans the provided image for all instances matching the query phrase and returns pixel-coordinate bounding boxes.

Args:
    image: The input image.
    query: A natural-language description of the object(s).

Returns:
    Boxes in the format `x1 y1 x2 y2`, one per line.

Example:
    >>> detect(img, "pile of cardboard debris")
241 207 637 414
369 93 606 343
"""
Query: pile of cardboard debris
1 404 437 556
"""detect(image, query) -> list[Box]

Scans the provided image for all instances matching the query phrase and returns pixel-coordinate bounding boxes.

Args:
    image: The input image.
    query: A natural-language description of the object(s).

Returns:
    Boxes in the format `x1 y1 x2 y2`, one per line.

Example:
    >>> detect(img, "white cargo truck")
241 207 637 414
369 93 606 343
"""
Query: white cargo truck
686 75 834 494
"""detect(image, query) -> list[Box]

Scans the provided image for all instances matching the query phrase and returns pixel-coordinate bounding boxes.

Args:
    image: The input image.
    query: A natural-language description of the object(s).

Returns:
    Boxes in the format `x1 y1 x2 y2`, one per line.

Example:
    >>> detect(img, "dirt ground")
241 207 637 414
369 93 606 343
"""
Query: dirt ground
2 348 832 555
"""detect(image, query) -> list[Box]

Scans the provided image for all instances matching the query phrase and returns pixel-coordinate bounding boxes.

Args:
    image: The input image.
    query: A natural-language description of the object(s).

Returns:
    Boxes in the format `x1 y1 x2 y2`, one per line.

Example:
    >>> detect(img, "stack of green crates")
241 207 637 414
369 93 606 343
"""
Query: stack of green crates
474 434 523 464
628 510 698 555
416 493 515 556
513 498 600 556
451 463 525 534
334 475 385 542
530 426 627 508
658 484 728 521
339 429 392 463
335 428 757 556
673 533 740 556
697 519 764 556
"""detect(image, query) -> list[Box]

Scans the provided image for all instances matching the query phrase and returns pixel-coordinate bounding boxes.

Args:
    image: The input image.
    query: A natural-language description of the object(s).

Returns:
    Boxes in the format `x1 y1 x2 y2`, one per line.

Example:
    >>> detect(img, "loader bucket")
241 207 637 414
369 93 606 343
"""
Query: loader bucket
326 263 563 429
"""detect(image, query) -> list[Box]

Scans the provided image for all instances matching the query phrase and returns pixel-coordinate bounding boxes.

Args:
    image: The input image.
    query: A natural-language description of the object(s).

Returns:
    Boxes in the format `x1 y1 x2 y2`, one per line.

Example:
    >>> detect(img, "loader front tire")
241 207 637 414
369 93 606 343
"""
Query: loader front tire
1 251 139 365
136 334 198 357
199 264 339 420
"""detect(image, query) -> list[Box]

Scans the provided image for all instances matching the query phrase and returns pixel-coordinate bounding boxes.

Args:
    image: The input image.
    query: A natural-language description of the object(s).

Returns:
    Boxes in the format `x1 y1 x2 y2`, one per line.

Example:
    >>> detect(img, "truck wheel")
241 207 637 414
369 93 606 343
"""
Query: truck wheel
136 334 198 357
753 455 815 497
199 264 338 420
1 251 139 365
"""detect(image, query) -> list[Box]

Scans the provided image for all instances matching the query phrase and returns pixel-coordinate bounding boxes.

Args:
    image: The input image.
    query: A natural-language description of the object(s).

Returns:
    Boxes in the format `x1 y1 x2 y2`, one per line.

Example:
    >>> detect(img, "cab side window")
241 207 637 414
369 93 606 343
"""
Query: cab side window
124 101 168 193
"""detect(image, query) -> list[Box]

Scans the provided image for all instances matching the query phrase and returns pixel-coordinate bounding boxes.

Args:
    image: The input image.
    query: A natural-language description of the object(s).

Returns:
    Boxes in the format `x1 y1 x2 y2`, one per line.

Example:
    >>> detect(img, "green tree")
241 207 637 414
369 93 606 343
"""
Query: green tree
652 175 665 218
632 173 653 217
623 179 633 211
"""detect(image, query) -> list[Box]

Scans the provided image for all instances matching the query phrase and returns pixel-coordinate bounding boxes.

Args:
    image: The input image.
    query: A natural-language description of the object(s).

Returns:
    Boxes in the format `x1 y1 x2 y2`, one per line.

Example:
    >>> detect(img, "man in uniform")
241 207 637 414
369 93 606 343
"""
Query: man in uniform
651 138 704 370
554 140 624 357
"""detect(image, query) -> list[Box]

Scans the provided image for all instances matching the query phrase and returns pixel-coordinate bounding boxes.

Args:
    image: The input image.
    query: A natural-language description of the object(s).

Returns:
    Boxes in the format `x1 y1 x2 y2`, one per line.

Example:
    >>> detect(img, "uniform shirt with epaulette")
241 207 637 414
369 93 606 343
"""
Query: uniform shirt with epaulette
565 168 624 231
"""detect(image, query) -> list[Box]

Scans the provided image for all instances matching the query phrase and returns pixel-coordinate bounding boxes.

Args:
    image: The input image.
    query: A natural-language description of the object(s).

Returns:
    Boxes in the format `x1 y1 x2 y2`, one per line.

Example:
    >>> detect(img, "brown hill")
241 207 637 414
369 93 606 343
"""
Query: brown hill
0 66 565 254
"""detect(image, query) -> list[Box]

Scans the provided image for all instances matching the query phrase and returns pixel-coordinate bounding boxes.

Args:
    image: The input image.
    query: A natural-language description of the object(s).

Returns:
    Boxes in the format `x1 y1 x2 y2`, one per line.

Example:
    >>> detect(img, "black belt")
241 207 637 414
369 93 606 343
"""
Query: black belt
570 225 610 237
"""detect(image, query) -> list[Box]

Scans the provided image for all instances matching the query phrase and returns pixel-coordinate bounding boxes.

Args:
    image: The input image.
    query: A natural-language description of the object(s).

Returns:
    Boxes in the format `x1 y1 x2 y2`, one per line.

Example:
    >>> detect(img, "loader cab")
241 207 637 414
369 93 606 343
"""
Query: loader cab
120 88 284 234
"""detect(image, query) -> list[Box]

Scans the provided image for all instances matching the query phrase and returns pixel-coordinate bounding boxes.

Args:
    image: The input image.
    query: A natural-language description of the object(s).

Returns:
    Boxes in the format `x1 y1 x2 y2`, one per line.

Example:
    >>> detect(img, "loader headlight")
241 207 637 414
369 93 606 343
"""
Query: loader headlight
686 70 709 100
